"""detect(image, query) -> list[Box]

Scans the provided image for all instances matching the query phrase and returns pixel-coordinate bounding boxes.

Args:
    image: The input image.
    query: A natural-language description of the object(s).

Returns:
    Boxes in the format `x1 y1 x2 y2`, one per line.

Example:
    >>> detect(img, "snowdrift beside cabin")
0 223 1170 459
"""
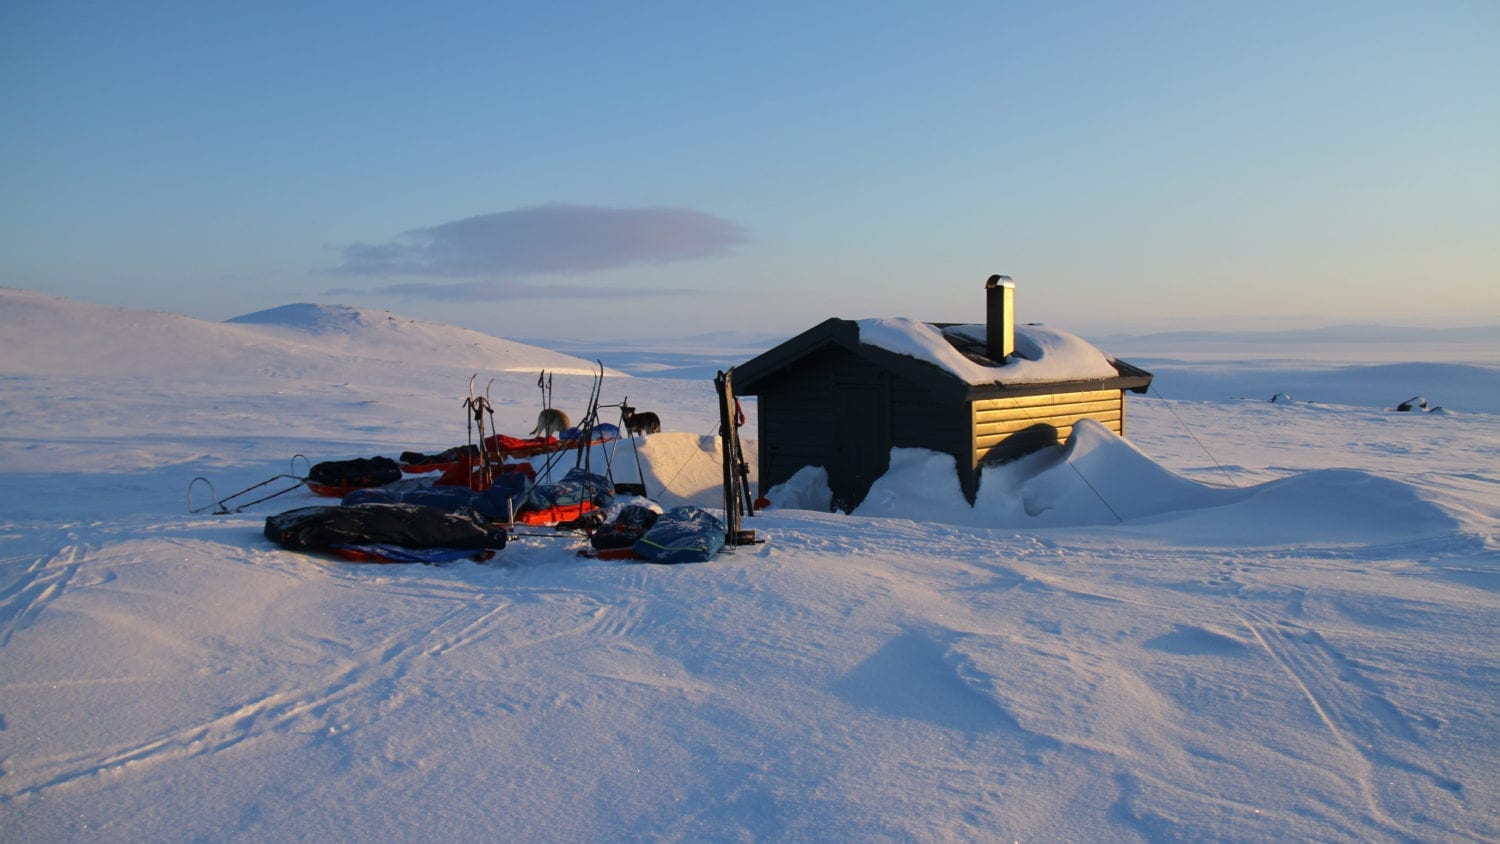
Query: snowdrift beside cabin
763 466 834 512
834 419 1463 541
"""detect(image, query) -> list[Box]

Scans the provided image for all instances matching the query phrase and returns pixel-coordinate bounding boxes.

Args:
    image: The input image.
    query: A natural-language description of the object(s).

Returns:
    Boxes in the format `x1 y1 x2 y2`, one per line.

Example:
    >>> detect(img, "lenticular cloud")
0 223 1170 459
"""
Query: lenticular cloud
332 204 747 279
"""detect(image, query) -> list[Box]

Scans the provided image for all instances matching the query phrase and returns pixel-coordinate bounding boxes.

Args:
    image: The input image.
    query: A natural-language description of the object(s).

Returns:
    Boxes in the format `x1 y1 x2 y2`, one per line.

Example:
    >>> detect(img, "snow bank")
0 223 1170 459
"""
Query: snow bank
761 465 833 512
985 418 1216 527
845 420 1463 544
853 449 972 519
1150 467 1463 546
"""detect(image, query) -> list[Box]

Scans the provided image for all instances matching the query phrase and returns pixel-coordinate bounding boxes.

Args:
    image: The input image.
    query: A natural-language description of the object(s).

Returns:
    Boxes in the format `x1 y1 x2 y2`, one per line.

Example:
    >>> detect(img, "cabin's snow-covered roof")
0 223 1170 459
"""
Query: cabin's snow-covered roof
856 318 1120 386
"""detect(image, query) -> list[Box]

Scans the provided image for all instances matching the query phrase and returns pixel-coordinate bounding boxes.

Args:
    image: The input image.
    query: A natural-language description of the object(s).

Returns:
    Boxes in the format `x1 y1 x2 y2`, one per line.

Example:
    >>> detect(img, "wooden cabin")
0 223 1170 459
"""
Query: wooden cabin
733 277 1152 509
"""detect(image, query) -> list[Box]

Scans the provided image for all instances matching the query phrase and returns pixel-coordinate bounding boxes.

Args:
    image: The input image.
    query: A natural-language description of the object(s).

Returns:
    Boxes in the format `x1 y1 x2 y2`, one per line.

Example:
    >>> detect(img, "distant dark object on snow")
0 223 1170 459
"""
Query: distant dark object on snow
1395 396 1447 414
1269 392 1293 403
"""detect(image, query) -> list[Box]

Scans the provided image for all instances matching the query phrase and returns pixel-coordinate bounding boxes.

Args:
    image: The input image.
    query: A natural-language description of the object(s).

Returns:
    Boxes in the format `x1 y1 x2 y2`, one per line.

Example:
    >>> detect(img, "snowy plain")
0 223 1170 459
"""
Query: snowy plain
1 286 1497 842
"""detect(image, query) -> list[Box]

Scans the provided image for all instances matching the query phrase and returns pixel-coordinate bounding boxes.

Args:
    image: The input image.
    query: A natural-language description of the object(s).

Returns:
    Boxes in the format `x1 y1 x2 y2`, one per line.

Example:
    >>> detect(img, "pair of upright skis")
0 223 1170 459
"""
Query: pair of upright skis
463 375 501 489
715 369 756 545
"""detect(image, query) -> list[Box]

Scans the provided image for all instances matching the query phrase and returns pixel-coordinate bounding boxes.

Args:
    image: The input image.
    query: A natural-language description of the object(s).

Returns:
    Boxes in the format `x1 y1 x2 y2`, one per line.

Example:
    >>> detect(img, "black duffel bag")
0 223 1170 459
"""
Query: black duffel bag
307 456 402 488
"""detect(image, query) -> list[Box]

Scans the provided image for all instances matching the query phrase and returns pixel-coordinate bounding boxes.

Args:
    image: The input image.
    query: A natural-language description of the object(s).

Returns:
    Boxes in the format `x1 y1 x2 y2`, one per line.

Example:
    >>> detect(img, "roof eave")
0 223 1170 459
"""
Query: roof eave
962 371 1154 402
733 318 863 394
735 320 1154 404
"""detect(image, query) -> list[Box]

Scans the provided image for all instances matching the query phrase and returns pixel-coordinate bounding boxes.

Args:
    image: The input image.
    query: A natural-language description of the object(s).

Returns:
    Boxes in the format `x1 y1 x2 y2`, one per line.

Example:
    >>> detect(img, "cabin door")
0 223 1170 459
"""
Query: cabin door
831 381 888 512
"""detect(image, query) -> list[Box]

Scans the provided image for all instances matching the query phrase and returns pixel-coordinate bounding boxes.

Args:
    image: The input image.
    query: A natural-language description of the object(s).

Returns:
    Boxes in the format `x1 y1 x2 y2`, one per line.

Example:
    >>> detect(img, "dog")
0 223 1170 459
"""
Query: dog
529 408 571 438
621 405 661 437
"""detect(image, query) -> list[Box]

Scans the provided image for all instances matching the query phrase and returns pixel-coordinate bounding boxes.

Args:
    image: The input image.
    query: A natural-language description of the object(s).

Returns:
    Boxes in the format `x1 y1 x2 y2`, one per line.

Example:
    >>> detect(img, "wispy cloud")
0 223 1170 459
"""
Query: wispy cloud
324 279 702 302
330 204 747 279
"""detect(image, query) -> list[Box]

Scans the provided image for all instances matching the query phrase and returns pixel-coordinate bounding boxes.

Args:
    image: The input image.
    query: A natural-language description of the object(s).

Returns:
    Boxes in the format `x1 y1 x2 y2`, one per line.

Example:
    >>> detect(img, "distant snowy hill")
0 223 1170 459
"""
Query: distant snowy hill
0 287 712 473
1073 318 1500 414
1096 323 1500 345
0 288 611 380
1138 359 1500 414
519 329 793 379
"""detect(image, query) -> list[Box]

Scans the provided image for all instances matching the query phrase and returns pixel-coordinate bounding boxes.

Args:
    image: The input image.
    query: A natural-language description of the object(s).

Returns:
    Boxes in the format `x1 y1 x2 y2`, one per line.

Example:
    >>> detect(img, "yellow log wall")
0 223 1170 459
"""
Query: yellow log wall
971 389 1124 466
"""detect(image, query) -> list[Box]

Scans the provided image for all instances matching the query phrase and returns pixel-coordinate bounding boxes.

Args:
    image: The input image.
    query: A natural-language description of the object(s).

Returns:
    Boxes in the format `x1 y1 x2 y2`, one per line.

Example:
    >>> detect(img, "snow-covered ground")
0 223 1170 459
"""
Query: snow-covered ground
2 287 1496 842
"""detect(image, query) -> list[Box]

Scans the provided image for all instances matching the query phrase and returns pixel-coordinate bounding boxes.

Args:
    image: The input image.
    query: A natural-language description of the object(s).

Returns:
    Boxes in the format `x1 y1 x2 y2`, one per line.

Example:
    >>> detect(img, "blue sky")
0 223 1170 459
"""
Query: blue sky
4 2 1497 341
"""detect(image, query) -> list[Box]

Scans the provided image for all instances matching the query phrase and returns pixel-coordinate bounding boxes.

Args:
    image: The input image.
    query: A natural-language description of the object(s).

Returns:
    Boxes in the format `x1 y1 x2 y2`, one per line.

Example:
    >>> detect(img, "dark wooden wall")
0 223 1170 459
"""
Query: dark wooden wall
755 346 969 510
753 348 1132 509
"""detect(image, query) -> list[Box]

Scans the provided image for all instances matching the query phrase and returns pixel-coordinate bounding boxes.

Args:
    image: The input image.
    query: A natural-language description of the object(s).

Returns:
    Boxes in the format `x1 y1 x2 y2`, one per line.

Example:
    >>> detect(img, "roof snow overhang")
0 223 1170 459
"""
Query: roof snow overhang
733 318 1152 404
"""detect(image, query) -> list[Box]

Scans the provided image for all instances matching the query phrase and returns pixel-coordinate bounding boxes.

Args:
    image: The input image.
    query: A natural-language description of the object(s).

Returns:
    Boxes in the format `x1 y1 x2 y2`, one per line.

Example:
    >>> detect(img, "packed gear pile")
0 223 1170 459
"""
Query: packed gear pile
192 365 759 566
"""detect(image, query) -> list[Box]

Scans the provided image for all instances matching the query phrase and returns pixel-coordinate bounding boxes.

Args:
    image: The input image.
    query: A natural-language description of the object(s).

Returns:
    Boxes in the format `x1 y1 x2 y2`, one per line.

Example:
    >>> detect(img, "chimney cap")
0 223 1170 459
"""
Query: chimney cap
985 274 1014 289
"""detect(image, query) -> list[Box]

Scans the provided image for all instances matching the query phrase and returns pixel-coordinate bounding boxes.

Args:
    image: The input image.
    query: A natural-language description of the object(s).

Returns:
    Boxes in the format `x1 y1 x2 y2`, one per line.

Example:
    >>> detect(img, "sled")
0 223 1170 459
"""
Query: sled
433 460 535 490
400 426 618 477
511 500 598 526
484 425 620 459
399 444 479 473
188 454 312 514
264 503 509 556
305 456 402 497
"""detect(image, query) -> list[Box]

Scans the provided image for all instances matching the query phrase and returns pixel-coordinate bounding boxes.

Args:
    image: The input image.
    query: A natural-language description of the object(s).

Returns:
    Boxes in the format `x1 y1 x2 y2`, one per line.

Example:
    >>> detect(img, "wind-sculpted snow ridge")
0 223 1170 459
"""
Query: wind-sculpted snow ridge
843 420 1468 548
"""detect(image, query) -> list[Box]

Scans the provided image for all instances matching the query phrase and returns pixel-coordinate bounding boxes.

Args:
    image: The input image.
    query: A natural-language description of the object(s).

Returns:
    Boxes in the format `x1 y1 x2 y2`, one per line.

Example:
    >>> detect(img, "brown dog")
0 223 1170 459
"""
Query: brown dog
621 405 660 437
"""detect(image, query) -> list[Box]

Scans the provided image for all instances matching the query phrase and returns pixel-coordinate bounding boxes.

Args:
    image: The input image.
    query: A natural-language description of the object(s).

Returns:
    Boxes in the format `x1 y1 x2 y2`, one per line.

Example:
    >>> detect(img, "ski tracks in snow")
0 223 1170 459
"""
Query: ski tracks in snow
1 569 510 801
0 551 654 803
0 542 510 797
1237 607 1470 838
0 532 92 649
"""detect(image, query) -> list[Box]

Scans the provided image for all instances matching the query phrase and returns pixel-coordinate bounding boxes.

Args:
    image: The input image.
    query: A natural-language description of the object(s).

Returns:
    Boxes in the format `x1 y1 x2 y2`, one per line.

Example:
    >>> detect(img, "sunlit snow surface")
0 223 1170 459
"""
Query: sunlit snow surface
1 286 1497 842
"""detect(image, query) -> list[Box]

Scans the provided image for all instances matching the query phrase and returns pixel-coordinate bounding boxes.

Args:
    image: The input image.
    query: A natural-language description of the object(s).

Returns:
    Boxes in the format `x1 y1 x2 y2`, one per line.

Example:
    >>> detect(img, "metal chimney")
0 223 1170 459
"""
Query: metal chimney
985 274 1014 362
